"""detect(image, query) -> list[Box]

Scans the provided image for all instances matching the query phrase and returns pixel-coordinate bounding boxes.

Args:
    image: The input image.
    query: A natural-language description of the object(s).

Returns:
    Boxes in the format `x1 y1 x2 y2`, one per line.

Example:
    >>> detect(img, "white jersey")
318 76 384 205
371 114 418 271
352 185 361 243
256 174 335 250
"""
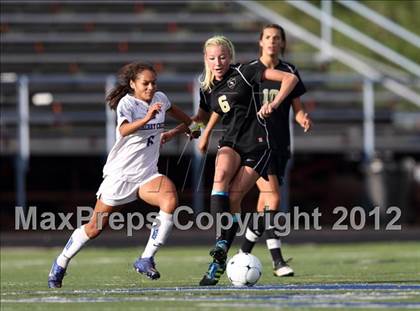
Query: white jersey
102 92 171 182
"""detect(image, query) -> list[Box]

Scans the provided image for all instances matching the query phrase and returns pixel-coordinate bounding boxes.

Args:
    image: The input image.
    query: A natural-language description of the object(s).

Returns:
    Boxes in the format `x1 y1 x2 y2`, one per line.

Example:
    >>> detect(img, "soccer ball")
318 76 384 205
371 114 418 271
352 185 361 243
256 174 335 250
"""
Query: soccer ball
226 252 262 286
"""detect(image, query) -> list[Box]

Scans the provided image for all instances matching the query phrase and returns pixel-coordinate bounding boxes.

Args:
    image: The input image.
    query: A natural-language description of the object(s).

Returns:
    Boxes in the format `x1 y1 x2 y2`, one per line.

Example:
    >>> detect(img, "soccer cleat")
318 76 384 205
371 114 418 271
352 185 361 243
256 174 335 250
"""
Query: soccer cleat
133 257 160 280
199 240 228 286
209 240 228 263
48 261 66 288
199 260 226 286
273 261 294 277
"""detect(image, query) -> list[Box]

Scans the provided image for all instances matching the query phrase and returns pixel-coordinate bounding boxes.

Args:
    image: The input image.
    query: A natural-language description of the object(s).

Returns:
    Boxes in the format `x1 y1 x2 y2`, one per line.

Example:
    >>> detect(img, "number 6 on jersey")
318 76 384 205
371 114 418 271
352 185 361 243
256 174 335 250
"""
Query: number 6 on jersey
218 95 231 113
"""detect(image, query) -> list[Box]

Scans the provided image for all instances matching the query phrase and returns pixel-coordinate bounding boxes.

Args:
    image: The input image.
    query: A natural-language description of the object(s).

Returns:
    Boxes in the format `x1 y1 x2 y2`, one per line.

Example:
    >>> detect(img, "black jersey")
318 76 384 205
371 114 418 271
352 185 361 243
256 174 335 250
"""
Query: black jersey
199 62 269 154
256 59 306 157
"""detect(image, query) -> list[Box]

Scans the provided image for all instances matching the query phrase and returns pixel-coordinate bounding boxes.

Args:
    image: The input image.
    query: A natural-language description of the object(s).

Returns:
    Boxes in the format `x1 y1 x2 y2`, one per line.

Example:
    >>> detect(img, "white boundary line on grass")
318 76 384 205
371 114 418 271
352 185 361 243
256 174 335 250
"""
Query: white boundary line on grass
3 283 420 297
2 296 420 309
2 283 420 309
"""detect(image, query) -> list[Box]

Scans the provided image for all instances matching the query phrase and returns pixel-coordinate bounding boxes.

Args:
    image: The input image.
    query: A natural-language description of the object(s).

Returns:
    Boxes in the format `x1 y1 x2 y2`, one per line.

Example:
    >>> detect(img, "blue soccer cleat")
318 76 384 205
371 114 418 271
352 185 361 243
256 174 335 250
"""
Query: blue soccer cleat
199 260 226 286
199 240 228 286
48 261 66 288
209 240 228 262
133 257 160 280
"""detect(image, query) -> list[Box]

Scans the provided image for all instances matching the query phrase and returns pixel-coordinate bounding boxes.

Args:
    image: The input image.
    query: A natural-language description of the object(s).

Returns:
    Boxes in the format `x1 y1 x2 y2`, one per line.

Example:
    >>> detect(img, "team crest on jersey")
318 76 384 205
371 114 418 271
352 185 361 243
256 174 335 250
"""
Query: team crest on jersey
227 77 236 89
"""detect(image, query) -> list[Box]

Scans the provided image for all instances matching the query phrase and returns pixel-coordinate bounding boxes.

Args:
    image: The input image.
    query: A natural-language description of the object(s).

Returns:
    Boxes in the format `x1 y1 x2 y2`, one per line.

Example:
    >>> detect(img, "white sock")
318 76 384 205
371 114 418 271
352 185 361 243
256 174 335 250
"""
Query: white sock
141 210 173 258
56 225 90 269
245 227 260 243
266 238 281 250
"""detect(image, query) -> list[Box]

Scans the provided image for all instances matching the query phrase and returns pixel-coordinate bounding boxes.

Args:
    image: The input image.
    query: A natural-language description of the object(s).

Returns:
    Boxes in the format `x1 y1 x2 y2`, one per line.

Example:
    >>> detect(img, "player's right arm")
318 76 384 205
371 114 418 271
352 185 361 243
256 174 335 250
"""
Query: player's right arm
119 103 161 137
258 69 298 118
161 107 209 144
161 85 212 143
172 107 210 135
198 111 220 154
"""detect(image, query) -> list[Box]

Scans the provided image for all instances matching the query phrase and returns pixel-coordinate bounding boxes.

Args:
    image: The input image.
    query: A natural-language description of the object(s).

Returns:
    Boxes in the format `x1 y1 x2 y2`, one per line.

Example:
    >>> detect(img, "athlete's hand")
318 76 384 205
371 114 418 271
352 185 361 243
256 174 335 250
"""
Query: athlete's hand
161 130 175 144
257 102 274 119
145 103 162 121
187 122 204 140
296 112 312 132
198 136 209 155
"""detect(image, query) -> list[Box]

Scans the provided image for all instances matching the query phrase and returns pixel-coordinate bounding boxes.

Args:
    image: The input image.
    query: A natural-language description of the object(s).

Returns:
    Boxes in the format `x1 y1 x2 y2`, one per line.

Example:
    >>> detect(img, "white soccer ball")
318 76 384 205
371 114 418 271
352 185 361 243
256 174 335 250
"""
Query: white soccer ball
226 252 262 286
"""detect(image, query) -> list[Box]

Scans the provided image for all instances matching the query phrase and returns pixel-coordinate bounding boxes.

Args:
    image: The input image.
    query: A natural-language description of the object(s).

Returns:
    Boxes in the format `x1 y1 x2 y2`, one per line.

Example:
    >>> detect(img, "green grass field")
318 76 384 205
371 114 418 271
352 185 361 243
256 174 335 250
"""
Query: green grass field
1 242 420 310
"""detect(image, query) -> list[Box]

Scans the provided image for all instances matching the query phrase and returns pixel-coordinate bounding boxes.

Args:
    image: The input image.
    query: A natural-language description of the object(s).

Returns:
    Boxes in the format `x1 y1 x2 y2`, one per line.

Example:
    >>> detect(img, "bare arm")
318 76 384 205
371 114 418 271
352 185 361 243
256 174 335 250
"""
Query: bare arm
160 104 194 144
119 103 162 137
264 69 298 109
292 97 312 132
167 104 193 126
258 69 298 118
193 108 211 124
162 108 210 144
173 107 210 136
198 112 221 154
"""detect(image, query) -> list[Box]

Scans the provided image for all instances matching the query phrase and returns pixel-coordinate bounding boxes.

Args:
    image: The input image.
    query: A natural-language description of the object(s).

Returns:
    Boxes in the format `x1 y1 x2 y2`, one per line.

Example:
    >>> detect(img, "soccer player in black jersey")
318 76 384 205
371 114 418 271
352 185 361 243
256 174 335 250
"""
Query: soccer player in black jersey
240 24 312 278
195 35 299 286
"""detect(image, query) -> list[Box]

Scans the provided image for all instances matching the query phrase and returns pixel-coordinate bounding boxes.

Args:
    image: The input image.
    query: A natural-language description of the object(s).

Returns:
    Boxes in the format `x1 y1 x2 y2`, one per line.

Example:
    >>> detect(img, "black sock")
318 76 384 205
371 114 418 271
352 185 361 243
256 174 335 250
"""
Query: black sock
241 213 265 253
265 210 286 265
224 219 239 250
210 192 230 242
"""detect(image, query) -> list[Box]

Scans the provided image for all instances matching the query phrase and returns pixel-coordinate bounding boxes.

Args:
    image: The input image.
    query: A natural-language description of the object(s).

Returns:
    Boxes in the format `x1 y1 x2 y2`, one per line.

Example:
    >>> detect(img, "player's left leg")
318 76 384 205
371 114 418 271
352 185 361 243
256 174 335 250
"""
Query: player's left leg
228 164 262 249
200 147 241 286
240 176 279 253
134 175 177 280
261 156 294 277
265 210 294 277
210 147 241 252
200 165 260 286
228 148 272 255
48 199 114 288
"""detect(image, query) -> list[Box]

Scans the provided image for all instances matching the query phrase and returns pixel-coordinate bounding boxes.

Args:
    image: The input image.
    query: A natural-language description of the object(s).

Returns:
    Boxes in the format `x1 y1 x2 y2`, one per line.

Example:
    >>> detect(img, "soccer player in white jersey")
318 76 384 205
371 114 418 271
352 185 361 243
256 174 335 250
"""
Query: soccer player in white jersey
48 62 195 288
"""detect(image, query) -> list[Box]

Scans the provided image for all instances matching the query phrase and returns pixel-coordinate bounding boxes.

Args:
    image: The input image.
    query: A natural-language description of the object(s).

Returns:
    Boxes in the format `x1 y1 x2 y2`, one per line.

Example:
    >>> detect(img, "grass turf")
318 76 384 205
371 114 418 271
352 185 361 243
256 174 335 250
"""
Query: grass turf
1 242 420 310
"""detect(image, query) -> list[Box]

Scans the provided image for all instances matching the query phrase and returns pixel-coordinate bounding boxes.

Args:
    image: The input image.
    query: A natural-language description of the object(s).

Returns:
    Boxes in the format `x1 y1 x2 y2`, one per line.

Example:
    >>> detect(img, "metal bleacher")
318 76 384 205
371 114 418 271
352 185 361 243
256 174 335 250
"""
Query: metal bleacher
1 0 419 157
1 1 266 155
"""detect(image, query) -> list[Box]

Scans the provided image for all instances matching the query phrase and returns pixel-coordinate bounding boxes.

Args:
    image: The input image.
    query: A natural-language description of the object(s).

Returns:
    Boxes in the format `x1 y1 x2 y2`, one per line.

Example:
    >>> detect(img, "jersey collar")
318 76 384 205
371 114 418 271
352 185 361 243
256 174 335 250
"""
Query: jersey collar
127 93 152 109
213 67 235 87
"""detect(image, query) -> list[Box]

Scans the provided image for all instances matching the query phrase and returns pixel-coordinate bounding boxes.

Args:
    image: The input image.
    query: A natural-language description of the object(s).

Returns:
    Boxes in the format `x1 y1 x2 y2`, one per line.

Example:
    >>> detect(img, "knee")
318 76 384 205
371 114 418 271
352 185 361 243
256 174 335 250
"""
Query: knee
260 193 280 211
84 220 106 239
229 192 238 205
160 194 178 213
229 191 243 207
213 168 233 187
269 195 281 210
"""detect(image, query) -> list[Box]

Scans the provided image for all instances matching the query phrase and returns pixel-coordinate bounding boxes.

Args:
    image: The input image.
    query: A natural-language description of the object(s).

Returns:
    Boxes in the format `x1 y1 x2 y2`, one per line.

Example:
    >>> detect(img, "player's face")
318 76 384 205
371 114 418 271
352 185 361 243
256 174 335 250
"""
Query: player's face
259 27 283 57
130 70 157 103
205 44 231 80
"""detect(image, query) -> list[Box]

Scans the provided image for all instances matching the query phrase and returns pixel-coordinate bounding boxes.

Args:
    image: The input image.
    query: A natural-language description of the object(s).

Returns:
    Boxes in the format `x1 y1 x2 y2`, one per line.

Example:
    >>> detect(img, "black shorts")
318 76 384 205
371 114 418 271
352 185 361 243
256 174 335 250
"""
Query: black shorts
267 154 289 186
218 141 272 180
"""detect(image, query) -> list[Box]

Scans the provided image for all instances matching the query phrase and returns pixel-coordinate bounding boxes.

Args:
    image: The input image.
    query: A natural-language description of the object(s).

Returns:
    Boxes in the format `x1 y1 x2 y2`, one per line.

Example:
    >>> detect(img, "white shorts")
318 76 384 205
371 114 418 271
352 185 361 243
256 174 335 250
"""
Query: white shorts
96 173 163 206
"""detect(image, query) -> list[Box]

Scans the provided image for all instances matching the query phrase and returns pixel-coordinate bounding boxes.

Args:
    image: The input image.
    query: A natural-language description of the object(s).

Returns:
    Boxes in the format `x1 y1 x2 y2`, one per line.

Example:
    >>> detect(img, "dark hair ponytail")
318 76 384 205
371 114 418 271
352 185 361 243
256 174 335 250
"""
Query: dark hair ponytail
259 24 286 57
106 62 156 110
